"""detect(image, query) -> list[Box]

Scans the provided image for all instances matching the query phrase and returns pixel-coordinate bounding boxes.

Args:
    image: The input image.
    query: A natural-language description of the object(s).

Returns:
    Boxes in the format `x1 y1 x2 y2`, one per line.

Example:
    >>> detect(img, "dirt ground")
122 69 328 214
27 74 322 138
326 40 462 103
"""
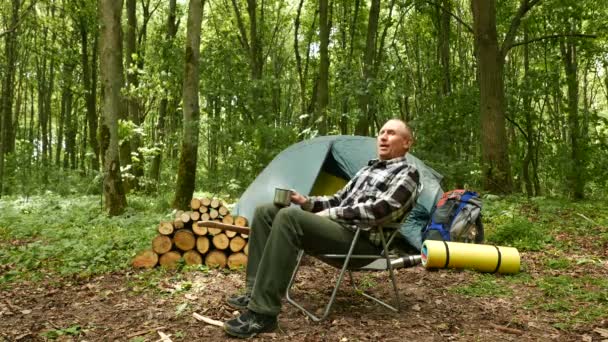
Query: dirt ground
0 255 605 342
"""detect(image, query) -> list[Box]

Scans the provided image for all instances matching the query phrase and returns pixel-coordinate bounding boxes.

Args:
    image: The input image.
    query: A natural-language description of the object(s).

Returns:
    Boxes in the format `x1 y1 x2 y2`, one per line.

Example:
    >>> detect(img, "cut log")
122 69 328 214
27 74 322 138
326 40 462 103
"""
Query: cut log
229 236 246 252
196 236 210 254
159 251 181 269
243 242 249 256
158 221 174 235
225 230 237 238
207 227 222 236
183 250 203 265
205 250 227 268
234 216 248 227
210 198 221 208
200 213 210 221
192 222 208 236
199 205 209 214
173 219 184 229
240 233 249 239
209 208 219 219
132 249 159 268
175 210 184 220
227 252 248 269
218 205 229 216
174 229 196 251
152 235 173 254
222 214 234 225
190 198 201 210
201 197 211 207
212 233 230 250
190 211 201 221
180 212 192 224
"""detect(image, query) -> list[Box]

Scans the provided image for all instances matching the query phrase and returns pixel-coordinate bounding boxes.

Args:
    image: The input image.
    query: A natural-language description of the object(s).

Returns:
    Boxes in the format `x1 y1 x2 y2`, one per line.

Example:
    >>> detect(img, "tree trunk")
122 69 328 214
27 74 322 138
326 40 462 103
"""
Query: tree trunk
80 19 100 173
150 0 178 184
315 0 330 135
521 23 534 197
172 0 205 210
125 0 142 186
471 0 512 194
438 0 452 96
355 0 380 136
99 0 128 215
1 0 20 158
560 36 585 199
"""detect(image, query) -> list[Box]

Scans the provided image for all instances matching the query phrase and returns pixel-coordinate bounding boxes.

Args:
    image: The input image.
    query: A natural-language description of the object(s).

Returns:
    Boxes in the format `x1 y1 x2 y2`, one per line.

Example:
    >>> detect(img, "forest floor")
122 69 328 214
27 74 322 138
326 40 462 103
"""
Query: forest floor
0 195 607 341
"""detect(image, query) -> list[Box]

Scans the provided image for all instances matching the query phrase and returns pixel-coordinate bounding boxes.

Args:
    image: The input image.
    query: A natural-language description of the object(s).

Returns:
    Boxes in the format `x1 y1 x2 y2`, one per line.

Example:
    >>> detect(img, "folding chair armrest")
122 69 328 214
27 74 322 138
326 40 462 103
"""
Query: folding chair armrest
195 221 251 235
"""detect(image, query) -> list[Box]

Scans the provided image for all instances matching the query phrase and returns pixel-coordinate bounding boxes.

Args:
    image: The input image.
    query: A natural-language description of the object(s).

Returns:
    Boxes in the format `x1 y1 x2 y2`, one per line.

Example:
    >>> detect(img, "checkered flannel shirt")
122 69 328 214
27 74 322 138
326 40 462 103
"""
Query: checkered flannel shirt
302 155 420 246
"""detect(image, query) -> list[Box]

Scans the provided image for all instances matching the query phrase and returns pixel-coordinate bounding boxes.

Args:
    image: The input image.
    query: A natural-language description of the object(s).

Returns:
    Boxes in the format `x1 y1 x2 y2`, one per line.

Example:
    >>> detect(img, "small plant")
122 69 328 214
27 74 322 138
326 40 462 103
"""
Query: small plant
450 273 513 298
486 217 551 251
40 324 82 339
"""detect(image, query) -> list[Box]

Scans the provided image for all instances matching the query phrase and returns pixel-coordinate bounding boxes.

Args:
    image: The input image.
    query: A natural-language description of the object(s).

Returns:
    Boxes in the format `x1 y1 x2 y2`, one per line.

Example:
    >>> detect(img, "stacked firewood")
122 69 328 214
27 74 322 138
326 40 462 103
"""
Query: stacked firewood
132 197 249 270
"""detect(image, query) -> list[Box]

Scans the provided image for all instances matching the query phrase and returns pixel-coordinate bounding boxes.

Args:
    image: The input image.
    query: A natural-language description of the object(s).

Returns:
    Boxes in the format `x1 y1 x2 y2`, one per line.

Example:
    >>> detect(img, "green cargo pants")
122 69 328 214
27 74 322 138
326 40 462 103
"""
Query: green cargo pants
245 203 381 316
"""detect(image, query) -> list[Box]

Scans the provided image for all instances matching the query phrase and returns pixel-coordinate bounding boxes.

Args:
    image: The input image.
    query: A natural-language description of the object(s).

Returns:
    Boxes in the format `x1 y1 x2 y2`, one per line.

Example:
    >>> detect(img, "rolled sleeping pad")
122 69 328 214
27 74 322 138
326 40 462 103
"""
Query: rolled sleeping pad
421 240 520 274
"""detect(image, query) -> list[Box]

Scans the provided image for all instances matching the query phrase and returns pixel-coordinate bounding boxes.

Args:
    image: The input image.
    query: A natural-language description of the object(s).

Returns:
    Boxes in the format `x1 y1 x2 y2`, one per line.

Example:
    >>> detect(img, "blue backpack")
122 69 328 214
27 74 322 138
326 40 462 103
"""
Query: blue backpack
422 189 484 243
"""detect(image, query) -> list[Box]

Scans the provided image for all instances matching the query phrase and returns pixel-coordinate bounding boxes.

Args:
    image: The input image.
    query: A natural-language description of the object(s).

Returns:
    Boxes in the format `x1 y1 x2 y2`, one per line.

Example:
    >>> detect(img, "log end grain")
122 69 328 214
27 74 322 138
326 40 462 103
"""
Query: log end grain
152 235 173 254
132 250 159 268
159 251 182 269
227 252 248 270
183 250 203 265
174 229 196 251
205 250 227 268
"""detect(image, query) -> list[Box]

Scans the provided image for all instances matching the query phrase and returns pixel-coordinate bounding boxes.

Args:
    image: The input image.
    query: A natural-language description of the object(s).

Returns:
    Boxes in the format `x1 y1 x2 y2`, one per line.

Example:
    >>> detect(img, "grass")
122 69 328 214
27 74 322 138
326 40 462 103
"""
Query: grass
0 193 172 285
1 193 607 332
449 195 608 330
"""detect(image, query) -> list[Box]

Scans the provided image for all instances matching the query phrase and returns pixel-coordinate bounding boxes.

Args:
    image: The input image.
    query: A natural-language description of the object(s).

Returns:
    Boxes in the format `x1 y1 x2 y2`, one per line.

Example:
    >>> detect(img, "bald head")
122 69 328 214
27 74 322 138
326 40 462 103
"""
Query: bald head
376 119 413 160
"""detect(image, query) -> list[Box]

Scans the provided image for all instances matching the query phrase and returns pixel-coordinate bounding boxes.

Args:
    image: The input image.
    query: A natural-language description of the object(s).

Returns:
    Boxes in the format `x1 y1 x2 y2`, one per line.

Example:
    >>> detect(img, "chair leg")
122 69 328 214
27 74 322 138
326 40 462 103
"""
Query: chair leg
349 228 401 312
286 228 362 322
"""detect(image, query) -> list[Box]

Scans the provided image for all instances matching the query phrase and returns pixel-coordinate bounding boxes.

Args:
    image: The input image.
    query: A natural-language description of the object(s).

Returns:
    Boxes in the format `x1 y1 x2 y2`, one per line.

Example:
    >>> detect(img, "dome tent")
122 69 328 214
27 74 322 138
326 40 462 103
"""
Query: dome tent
232 135 443 250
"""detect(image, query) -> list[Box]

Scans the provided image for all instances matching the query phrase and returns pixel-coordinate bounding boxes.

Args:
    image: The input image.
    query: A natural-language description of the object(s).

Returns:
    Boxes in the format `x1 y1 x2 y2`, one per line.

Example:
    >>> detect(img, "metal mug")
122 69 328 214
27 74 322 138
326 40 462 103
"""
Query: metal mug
274 188 292 207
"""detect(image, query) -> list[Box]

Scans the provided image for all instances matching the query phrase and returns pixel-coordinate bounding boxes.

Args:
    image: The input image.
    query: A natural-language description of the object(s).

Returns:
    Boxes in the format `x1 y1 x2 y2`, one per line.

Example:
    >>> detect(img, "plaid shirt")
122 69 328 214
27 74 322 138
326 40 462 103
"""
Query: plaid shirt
303 155 420 245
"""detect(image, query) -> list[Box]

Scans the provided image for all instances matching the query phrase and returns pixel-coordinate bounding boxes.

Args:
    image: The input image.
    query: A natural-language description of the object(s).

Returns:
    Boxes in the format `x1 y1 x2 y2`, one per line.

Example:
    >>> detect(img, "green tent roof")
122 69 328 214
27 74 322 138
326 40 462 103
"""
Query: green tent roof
233 135 443 222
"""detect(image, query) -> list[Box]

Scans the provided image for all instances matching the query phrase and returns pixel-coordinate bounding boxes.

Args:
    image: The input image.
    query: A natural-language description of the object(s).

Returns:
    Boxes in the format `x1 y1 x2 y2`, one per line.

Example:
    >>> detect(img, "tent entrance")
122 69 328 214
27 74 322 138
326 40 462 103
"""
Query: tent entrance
310 151 349 196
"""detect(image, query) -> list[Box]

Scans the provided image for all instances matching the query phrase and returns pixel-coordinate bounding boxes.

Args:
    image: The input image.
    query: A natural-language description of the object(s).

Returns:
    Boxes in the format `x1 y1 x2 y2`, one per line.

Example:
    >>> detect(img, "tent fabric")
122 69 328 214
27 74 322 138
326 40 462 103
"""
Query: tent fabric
232 135 443 227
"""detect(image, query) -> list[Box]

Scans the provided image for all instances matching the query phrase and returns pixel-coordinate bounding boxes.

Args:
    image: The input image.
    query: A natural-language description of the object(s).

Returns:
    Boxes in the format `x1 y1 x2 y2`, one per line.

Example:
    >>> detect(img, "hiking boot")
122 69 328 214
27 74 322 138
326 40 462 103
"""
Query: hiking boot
224 309 278 338
226 294 251 310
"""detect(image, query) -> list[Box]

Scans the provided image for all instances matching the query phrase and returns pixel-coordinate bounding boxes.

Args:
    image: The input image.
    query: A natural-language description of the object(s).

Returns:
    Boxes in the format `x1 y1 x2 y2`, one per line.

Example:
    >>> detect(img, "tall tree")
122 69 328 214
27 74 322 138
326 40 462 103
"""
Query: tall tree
172 0 204 209
125 0 142 185
560 26 585 199
78 0 100 173
150 0 179 184
470 0 539 194
99 0 128 215
315 0 330 135
355 0 380 136
0 0 22 195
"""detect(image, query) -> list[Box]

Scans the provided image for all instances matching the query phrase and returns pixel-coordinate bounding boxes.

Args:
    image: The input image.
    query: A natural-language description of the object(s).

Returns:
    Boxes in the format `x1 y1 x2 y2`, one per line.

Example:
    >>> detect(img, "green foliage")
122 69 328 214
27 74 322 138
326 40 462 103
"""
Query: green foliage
529 275 608 329
486 217 552 251
450 273 514 298
0 194 168 284
40 324 82 339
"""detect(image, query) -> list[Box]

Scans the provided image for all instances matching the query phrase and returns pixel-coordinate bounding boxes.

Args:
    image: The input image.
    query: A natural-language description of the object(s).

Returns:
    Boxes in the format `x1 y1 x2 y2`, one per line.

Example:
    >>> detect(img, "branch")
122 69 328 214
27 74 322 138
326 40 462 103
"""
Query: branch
501 0 542 56
421 0 473 34
509 33 597 49
230 0 251 53
0 0 39 39
505 115 528 141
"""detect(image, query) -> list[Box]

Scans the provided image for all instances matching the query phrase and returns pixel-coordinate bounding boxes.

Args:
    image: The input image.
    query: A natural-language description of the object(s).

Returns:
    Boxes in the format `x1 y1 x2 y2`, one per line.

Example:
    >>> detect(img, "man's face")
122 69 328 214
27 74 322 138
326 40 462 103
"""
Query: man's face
377 120 411 160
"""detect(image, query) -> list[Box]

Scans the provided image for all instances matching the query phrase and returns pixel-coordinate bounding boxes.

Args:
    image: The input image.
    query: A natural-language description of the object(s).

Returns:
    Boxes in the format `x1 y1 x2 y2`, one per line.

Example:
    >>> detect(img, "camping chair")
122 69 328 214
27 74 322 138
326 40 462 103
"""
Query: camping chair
286 222 416 322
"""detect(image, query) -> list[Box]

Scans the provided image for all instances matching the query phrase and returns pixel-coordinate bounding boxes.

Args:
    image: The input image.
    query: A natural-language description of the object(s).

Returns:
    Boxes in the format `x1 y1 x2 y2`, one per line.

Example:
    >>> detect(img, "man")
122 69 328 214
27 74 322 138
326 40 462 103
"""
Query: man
223 119 420 338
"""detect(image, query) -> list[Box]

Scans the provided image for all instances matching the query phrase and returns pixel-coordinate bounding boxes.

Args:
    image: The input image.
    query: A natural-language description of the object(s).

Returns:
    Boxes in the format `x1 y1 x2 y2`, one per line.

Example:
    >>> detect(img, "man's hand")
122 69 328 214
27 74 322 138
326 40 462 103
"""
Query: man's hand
290 190 308 205
315 209 330 217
